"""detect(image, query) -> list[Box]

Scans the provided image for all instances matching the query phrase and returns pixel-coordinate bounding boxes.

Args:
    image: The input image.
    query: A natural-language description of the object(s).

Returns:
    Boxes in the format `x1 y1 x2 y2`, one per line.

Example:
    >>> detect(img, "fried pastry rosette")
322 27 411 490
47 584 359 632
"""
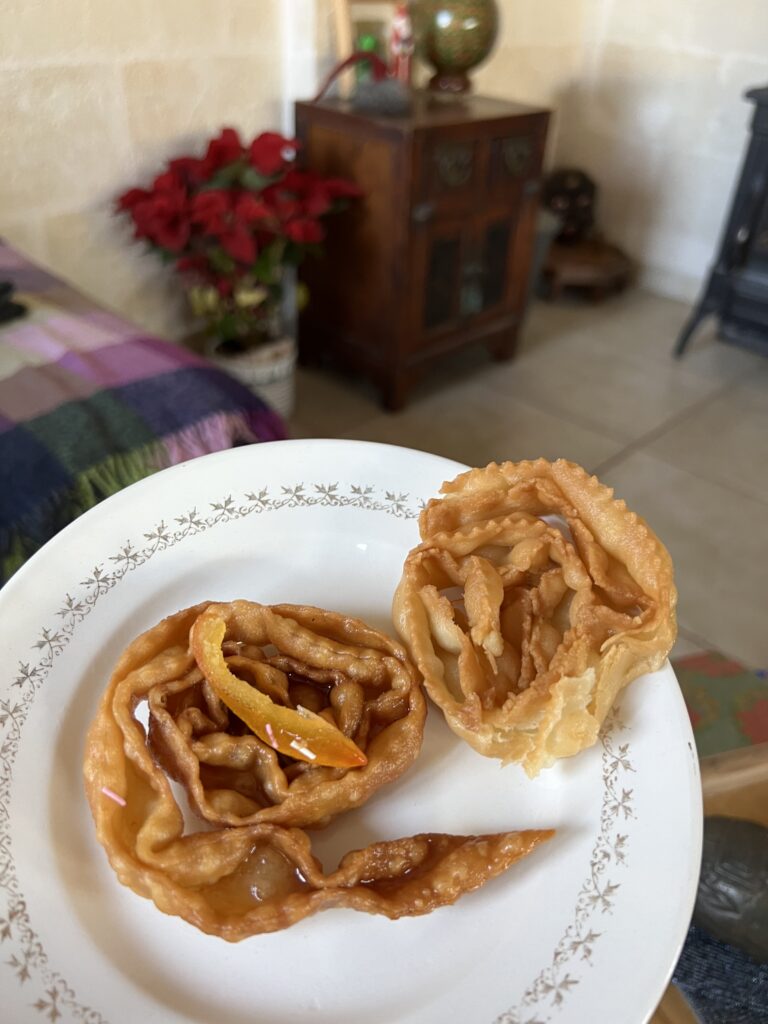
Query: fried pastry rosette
393 459 677 776
144 600 426 829
84 602 553 939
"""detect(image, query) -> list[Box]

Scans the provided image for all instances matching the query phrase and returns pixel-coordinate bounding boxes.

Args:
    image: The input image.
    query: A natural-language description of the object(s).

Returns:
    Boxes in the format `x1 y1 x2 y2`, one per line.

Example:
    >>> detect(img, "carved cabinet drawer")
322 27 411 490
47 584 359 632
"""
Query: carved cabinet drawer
416 114 547 219
419 132 487 209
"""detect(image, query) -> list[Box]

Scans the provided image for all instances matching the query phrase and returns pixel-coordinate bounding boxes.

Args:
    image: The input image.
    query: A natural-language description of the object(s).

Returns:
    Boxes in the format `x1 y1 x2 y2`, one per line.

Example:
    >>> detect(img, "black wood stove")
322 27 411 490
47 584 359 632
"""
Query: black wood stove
676 85 768 357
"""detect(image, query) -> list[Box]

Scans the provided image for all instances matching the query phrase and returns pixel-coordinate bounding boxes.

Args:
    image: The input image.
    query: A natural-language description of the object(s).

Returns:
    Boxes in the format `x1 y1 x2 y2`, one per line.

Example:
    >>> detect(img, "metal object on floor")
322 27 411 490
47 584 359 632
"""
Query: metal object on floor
675 85 768 358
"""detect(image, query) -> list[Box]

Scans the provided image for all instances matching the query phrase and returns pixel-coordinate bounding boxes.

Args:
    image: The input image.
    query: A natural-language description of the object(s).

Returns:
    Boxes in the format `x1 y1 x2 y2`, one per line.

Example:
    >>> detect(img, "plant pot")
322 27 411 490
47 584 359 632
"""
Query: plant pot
206 335 297 419
417 0 500 95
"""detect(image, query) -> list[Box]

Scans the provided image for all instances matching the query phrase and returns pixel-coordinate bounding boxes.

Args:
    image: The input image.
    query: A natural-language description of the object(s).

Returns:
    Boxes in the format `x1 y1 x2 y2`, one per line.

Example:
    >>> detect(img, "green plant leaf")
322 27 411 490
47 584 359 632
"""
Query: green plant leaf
208 248 236 274
199 161 246 190
252 244 280 283
216 311 239 341
241 166 275 191
282 241 308 267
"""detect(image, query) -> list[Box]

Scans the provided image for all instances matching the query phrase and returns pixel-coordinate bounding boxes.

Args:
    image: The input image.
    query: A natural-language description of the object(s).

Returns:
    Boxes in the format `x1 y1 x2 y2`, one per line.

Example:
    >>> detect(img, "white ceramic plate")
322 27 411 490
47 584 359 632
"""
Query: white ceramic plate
0 440 701 1024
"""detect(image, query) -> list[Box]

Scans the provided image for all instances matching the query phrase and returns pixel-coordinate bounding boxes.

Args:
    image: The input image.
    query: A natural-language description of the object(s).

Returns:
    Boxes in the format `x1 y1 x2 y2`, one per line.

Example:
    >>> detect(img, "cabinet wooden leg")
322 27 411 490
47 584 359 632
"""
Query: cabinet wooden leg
544 272 562 301
489 327 520 363
382 372 411 412
297 340 320 368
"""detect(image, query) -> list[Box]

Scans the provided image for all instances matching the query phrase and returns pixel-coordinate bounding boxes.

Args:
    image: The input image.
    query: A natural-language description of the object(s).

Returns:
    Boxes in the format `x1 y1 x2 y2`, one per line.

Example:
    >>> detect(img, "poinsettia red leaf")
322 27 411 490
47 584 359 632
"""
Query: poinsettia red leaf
153 169 186 193
189 190 232 234
280 169 319 193
191 190 230 217
285 218 325 244
302 188 332 217
117 188 152 212
201 127 244 177
154 219 191 252
129 198 156 229
176 254 208 274
127 187 191 252
219 225 257 264
264 194 303 221
169 156 205 185
234 193 271 223
249 132 296 176
218 127 243 150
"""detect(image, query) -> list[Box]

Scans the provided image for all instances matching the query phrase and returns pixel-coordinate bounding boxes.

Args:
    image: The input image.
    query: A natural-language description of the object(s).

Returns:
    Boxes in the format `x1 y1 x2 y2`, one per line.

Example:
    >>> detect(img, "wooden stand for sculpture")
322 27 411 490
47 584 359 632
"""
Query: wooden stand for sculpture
542 238 633 301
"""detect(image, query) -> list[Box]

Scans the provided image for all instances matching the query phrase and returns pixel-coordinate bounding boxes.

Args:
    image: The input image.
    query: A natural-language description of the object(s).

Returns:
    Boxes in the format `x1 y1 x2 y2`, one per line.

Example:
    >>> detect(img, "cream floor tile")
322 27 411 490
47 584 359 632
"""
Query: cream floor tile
515 296 618 358
601 452 768 669
737 357 768 399
524 291 764 384
287 367 381 439
340 380 624 470
482 328 724 443
288 291 757 448
647 379 768 505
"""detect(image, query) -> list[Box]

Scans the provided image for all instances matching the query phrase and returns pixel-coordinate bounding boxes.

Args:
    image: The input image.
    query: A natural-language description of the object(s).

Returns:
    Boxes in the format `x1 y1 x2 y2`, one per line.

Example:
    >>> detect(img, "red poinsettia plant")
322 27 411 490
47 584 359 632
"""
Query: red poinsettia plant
116 127 362 349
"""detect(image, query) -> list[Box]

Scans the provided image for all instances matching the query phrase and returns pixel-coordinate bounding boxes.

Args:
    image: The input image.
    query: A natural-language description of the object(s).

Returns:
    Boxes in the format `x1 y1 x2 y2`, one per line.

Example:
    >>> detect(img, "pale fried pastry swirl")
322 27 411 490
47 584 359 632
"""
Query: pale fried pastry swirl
393 459 677 776
84 602 552 939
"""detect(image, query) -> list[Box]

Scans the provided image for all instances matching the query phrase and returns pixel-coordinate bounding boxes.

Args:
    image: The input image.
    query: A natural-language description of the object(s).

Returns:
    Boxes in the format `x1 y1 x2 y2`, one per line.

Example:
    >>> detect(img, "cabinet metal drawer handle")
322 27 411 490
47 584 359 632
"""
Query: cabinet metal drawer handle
434 142 475 188
412 201 436 224
502 137 533 176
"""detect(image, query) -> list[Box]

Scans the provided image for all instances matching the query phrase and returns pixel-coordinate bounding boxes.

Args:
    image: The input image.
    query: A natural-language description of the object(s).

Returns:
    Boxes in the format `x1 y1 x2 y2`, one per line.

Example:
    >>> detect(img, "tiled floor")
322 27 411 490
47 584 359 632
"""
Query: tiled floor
288 289 768 670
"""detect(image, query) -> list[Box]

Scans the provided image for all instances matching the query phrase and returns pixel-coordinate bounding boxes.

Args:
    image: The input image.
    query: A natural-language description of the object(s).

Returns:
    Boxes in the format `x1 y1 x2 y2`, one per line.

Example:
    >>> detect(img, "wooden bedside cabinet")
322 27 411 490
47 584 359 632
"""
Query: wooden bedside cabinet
295 94 550 410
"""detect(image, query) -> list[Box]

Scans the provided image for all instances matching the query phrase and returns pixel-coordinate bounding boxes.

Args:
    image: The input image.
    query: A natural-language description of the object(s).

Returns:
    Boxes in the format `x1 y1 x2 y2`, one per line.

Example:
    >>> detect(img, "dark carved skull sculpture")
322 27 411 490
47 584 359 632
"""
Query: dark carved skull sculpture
543 168 597 245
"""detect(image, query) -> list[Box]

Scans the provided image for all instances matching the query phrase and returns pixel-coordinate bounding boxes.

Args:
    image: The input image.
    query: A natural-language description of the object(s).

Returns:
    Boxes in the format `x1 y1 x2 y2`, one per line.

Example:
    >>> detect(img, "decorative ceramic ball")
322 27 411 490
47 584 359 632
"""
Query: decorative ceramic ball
417 0 500 95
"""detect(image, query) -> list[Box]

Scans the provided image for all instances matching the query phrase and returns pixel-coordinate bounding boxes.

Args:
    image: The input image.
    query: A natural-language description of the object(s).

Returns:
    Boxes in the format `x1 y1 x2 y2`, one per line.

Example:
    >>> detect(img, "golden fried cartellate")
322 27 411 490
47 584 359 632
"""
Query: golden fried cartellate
393 459 677 776
84 602 553 938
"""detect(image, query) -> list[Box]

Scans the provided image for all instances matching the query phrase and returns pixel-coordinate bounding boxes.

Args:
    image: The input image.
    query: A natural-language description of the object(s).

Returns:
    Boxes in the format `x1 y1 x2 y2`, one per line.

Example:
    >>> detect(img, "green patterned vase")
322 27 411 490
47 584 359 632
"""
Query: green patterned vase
417 0 499 94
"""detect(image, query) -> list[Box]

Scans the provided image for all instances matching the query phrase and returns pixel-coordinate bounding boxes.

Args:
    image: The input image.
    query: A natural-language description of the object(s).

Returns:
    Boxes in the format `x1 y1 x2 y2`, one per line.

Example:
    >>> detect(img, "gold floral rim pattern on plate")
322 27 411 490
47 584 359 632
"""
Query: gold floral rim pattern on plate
0 483 632 1024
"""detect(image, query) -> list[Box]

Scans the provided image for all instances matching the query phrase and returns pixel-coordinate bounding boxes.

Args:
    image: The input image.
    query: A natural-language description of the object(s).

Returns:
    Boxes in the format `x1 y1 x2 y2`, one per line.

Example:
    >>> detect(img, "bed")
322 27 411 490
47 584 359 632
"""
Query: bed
0 241 287 585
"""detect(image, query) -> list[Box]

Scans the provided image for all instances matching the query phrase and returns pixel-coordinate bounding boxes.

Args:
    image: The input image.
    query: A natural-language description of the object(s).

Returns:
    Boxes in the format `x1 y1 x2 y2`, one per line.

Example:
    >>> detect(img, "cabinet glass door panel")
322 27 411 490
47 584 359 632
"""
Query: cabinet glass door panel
481 218 513 311
424 235 462 330
412 203 529 349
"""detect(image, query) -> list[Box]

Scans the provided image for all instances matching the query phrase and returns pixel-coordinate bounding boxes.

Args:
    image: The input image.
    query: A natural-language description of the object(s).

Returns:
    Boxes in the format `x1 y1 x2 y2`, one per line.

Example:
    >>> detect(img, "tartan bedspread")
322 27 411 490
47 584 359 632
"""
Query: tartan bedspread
0 242 286 584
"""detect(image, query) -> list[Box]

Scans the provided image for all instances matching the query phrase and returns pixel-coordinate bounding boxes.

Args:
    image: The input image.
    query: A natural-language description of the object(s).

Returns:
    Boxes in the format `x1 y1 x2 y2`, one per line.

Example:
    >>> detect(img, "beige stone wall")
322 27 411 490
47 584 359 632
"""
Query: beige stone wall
473 0 591 160
3 1 766 323
472 0 768 300
0 0 284 337
552 0 768 300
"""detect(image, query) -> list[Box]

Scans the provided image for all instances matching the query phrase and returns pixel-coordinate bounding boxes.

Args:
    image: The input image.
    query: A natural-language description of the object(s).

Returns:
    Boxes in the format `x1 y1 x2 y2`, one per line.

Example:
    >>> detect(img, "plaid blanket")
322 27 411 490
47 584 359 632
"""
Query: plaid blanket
0 242 286 584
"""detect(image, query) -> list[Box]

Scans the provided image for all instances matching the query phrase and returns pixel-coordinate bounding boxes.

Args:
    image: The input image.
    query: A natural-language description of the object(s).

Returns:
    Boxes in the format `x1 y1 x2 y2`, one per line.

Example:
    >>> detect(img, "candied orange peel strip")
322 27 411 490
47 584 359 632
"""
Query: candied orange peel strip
190 614 368 769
